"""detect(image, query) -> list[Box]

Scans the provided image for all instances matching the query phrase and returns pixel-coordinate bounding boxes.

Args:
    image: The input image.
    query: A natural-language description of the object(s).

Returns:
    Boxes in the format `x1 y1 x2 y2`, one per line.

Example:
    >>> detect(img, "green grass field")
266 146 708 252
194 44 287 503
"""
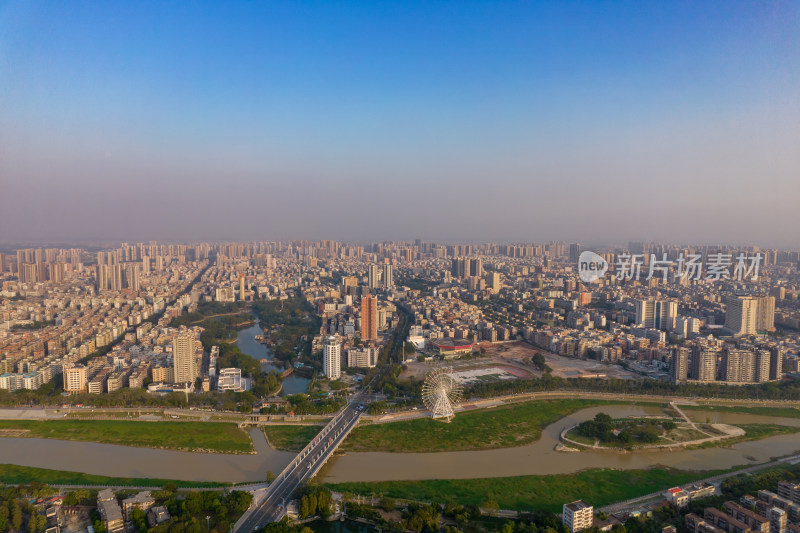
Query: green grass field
683 405 800 419
687 424 800 449
326 467 725 512
0 464 226 488
340 399 628 453
0 420 253 453
263 425 323 451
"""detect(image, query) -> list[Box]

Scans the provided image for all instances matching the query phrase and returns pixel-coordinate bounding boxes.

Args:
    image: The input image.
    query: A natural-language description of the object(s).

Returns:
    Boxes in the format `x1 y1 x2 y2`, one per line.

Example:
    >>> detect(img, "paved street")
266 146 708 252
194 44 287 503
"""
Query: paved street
235 398 365 531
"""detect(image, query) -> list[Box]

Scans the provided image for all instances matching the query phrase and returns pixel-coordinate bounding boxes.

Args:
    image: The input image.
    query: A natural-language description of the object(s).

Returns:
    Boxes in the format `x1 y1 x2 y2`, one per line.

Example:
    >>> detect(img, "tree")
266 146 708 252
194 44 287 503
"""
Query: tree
483 499 500 517
379 497 395 512
129 509 148 533
501 522 516 533
266 471 276 483
10 503 21 532
185 492 204 516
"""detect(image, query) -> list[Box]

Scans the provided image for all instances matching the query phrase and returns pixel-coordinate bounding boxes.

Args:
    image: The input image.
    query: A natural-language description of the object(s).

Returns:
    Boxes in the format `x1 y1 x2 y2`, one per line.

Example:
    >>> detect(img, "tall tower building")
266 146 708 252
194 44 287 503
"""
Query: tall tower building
173 333 198 384
451 258 467 279
468 258 483 278
382 263 393 289
368 264 381 289
756 295 775 332
671 347 689 382
635 299 678 331
361 295 378 341
487 272 501 294
725 296 758 336
722 348 755 383
770 347 784 380
323 336 341 379
755 350 771 383
691 346 717 381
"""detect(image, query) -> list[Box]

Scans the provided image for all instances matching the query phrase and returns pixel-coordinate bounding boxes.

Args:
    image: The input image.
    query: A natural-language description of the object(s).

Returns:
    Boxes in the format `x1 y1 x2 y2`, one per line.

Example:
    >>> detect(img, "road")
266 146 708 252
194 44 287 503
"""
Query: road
235 397 365 532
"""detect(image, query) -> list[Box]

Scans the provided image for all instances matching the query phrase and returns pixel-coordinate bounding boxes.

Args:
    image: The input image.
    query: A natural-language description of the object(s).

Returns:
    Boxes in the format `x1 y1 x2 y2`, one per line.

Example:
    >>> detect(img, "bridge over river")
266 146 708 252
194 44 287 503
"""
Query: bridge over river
234 396 365 531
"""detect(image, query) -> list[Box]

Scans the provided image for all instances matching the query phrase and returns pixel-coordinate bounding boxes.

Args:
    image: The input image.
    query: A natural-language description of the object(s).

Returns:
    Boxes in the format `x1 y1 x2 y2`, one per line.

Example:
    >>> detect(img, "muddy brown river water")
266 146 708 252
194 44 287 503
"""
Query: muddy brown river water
1 406 798 483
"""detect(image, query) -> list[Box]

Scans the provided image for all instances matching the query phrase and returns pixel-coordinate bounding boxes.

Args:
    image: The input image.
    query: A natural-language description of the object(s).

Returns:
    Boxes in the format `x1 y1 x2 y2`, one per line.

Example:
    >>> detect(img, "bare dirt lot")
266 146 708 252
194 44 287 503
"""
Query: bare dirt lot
399 341 634 382
481 342 634 380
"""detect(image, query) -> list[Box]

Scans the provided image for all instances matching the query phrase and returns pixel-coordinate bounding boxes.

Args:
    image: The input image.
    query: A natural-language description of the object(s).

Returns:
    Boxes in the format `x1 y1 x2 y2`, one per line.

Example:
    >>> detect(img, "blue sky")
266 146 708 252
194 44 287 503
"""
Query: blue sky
1 1 798 245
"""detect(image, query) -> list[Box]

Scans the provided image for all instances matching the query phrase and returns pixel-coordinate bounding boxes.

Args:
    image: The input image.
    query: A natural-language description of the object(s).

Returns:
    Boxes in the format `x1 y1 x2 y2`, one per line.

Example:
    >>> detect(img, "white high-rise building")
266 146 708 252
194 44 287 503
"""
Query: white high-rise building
725 296 759 336
634 299 678 331
563 501 593 533
676 317 701 339
173 332 198 384
323 336 341 379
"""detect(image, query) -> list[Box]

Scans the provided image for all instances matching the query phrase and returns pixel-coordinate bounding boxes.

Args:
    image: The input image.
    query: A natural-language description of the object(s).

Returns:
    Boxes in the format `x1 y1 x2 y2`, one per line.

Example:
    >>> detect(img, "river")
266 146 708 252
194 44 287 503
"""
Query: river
0 406 798 484
235 316 310 396
0 428 295 483
320 405 800 483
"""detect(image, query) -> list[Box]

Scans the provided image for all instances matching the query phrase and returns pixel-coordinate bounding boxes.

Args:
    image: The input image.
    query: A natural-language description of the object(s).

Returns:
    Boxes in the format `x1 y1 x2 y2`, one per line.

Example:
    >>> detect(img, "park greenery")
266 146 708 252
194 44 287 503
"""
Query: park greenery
340 399 615 453
251 298 321 368
170 301 283 403
466 367 800 401
147 489 253 533
296 485 334 520
0 483 61 533
574 413 676 445
283 394 344 415
0 419 253 453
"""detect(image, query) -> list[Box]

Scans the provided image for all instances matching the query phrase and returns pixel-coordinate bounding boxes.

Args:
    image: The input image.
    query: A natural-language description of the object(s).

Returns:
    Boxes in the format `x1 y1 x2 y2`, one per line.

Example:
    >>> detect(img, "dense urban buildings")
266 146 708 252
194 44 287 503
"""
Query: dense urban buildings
1 240 799 396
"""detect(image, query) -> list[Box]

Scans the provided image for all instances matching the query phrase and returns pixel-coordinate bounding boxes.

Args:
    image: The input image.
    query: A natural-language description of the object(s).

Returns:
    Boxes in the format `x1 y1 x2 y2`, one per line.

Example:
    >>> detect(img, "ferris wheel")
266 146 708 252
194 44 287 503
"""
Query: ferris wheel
421 367 463 421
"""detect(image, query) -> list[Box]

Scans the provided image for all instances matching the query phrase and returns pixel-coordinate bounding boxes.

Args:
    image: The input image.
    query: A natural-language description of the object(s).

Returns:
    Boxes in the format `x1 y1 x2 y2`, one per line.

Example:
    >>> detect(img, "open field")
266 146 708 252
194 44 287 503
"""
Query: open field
0 420 253 453
326 467 726 513
340 399 623 453
263 425 323 452
687 424 800 449
0 463 227 488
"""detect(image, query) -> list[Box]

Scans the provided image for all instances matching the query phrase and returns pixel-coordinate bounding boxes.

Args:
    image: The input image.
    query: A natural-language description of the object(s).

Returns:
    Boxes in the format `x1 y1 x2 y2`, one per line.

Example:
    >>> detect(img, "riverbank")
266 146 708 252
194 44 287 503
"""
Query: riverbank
0 463 228 488
0 419 254 454
325 467 727 513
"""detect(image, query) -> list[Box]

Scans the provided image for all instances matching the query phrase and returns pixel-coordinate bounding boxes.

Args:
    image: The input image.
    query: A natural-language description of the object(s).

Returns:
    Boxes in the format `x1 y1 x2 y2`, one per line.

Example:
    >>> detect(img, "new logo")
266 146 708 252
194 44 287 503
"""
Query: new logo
578 251 608 283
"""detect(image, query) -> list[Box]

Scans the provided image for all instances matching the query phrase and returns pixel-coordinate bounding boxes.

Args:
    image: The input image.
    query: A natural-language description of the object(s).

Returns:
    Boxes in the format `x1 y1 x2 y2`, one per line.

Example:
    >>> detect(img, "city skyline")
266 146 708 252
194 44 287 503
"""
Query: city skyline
2 1 799 246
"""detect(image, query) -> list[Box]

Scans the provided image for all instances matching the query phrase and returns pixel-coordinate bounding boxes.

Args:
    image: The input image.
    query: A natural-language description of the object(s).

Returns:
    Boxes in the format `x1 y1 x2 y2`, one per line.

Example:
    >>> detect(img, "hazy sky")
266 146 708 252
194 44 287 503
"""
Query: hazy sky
1 1 799 246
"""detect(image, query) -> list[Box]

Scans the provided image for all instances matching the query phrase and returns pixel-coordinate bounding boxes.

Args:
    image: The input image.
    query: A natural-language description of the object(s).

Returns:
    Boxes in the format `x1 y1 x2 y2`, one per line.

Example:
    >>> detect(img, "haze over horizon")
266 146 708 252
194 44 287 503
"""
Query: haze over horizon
1 1 799 247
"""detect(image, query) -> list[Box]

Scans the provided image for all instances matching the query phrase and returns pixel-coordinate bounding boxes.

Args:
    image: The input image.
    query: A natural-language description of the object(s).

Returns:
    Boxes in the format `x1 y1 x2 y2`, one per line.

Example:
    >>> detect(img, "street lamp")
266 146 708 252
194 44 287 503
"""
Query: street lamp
205 516 210 532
